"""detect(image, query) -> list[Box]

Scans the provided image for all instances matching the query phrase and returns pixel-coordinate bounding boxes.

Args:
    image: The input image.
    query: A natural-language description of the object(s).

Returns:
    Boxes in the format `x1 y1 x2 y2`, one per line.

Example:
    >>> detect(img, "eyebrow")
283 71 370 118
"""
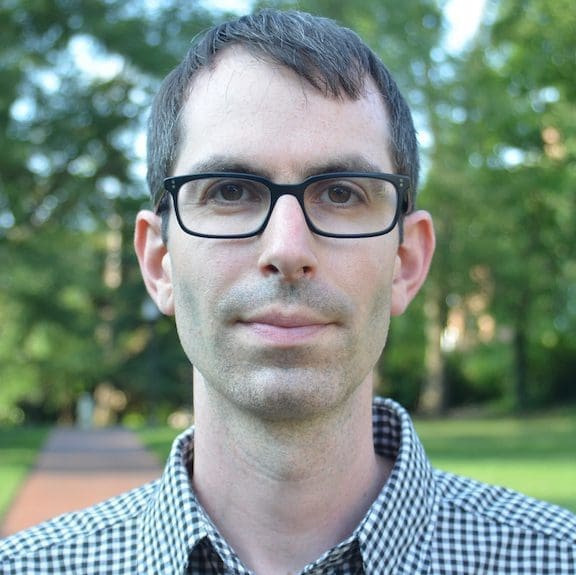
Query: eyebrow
180 155 389 181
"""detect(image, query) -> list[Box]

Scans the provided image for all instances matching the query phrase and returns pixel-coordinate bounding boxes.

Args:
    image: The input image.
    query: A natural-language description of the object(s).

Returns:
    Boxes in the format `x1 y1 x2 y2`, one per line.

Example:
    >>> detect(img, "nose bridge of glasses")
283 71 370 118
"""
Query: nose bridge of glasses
267 181 308 212
265 185 312 239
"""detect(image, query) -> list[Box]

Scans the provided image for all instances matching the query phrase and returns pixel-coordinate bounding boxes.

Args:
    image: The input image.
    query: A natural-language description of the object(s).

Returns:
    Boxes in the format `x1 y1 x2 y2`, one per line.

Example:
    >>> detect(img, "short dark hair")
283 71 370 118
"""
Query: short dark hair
147 9 419 229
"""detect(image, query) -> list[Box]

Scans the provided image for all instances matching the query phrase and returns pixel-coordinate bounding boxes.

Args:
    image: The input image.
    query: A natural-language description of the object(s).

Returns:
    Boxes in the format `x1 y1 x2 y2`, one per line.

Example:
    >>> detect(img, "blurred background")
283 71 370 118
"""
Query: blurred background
1 0 574 425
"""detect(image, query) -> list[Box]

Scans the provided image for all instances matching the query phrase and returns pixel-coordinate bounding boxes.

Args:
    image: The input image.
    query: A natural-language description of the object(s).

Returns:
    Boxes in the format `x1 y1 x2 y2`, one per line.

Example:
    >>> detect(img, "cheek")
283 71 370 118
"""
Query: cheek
332 243 396 305
171 267 222 371
331 258 394 383
170 242 246 329
335 245 396 347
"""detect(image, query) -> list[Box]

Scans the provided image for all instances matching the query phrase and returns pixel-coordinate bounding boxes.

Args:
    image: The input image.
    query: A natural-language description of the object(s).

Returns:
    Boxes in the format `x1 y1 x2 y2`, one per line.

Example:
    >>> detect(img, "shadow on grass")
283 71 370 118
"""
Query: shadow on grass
0 427 49 463
415 415 576 462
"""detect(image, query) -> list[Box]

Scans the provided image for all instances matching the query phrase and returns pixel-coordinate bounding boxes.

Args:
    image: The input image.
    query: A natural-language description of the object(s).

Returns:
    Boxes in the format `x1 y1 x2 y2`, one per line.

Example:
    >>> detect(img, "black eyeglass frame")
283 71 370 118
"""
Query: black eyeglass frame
160 171 413 239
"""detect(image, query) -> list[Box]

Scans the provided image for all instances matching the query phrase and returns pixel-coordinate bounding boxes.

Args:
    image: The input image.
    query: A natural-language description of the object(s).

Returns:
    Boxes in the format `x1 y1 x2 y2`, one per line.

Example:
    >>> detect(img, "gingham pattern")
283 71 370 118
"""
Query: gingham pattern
1 398 574 574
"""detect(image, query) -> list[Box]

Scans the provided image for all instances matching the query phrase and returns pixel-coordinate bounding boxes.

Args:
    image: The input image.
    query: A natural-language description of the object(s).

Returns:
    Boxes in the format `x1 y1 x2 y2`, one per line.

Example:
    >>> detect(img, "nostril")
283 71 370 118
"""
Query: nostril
262 263 280 276
261 262 312 278
259 258 315 282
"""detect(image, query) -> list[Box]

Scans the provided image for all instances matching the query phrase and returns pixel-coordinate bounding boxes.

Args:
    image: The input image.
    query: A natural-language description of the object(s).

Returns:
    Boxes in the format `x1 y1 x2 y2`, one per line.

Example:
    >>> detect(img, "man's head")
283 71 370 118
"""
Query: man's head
147 9 420 233
135 9 434 422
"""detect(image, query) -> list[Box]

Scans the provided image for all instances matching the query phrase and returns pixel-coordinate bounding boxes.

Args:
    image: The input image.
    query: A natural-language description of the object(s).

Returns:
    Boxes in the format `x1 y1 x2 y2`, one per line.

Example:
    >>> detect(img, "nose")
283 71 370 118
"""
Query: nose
257 195 319 282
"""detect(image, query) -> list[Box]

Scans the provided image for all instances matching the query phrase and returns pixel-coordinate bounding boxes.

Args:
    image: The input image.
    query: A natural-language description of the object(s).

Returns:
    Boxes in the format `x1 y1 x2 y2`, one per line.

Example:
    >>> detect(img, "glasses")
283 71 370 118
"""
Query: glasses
161 171 412 239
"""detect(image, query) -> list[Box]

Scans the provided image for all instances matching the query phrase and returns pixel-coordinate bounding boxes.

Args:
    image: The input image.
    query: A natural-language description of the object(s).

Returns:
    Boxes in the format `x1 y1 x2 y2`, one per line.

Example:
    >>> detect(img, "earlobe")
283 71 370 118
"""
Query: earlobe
391 210 435 316
134 210 175 316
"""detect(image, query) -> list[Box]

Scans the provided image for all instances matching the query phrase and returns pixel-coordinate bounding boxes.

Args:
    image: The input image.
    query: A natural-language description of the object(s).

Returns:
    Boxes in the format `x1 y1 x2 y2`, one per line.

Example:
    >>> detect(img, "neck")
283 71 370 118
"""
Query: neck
191 370 393 574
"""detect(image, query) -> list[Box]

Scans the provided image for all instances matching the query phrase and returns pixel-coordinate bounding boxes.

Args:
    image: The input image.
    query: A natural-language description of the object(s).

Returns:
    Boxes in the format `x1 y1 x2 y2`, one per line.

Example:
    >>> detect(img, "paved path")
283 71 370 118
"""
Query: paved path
1 427 163 537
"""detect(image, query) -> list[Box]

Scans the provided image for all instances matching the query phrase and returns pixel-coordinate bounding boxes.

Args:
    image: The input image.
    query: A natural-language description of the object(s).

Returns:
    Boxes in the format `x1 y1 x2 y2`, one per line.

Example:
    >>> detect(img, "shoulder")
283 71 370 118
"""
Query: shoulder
431 470 576 571
0 480 159 573
434 470 576 541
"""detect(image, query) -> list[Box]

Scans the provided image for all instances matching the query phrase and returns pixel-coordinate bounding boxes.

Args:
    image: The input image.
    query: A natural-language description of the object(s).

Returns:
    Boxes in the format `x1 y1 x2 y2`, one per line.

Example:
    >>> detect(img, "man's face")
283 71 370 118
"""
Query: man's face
154 49 417 420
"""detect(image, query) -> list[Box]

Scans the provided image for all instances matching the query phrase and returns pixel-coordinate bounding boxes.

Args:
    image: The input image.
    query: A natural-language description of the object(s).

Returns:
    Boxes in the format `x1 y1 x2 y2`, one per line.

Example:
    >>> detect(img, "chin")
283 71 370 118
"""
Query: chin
223 366 360 423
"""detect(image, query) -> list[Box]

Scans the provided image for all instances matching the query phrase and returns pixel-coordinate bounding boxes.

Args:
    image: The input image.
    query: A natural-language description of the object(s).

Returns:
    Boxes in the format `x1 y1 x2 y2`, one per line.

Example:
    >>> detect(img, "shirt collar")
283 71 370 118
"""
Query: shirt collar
137 398 437 574
357 397 437 574
137 426 206 574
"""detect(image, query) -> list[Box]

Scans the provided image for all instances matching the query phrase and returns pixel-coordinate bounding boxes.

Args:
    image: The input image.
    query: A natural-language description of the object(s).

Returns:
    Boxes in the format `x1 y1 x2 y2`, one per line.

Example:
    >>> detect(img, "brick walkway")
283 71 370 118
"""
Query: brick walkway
1 427 163 537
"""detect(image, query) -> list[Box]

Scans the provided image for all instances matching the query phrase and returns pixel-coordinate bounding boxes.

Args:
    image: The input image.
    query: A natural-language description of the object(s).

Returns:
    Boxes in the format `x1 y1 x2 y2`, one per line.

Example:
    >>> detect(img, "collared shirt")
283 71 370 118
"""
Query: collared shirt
1 397 574 574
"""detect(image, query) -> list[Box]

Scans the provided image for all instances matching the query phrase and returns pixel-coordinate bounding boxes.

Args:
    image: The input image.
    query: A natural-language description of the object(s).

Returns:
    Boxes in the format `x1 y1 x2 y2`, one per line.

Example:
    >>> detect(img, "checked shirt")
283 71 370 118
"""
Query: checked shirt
1 397 575 574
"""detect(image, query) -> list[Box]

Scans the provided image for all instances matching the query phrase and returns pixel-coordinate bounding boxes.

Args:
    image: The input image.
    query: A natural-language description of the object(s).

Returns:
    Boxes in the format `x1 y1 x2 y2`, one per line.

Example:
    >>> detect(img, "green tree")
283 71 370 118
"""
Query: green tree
3 0 573 423
423 0 576 410
0 0 216 422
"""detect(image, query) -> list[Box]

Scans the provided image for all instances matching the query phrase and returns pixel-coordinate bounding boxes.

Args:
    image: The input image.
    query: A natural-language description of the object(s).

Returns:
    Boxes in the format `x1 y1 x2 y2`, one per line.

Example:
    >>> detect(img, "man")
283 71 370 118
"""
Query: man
1 9 574 574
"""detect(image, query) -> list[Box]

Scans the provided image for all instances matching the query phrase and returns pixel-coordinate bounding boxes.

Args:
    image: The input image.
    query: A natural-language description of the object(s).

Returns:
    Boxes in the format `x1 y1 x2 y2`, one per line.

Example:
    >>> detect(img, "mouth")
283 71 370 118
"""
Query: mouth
235 308 337 346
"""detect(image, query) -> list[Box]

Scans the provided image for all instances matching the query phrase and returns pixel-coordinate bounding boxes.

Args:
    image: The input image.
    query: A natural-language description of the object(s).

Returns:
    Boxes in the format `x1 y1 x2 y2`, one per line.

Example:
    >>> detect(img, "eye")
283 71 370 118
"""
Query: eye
314 180 368 207
325 185 356 205
203 179 264 204
214 182 245 202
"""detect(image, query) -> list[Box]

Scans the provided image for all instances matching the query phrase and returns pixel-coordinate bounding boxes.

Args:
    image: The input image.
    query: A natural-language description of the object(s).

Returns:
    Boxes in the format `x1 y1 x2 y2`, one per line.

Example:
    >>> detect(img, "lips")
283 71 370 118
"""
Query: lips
236 308 336 346
239 306 334 327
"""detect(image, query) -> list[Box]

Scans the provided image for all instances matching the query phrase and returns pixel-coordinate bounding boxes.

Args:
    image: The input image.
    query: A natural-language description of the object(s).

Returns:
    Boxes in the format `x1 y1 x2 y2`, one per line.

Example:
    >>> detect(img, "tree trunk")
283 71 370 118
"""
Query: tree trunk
418 288 447 415
513 304 529 412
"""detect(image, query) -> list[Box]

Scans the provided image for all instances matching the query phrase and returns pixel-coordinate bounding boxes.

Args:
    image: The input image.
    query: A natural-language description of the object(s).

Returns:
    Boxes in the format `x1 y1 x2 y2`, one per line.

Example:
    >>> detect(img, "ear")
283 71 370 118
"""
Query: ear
391 210 435 316
134 210 175 316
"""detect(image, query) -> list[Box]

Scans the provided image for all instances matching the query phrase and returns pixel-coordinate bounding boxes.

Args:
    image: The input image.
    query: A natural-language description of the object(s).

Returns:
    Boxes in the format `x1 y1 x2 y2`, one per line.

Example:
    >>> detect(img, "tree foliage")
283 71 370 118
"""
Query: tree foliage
1 0 574 423
0 0 217 422
419 0 576 410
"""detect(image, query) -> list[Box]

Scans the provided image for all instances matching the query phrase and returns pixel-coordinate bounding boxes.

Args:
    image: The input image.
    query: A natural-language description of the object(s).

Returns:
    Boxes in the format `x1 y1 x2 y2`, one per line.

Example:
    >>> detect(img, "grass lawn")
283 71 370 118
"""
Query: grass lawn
139 409 576 513
0 427 49 522
415 410 576 513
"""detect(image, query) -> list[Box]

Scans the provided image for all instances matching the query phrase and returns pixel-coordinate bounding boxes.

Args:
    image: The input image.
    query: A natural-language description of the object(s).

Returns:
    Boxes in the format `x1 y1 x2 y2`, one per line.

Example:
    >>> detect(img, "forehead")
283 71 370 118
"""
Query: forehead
174 49 393 177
